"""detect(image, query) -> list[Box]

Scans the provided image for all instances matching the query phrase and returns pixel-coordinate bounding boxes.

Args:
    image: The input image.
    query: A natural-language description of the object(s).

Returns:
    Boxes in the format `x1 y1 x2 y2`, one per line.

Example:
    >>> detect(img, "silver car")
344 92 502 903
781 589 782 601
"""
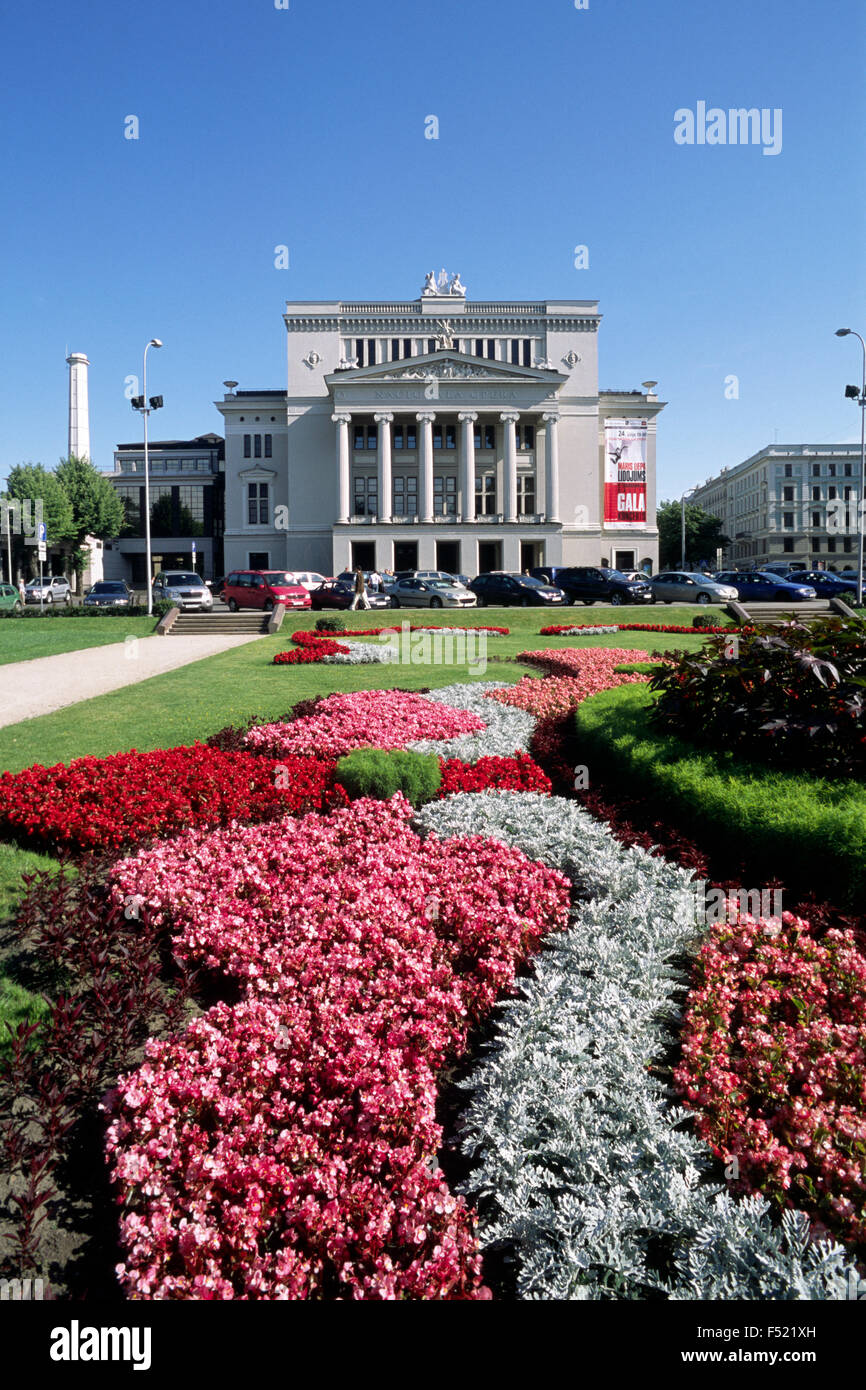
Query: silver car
650 571 739 605
152 571 213 610
25 575 72 604
385 577 477 609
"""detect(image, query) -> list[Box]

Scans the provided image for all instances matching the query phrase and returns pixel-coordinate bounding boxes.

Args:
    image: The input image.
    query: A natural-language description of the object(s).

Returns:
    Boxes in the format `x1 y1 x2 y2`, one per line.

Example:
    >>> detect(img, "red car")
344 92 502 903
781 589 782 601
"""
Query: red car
223 570 311 612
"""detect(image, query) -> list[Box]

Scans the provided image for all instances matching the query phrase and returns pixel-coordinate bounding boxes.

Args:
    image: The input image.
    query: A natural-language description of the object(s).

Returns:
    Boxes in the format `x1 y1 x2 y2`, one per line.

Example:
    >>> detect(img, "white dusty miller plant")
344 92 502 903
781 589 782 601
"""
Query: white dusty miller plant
416 792 859 1300
409 683 535 761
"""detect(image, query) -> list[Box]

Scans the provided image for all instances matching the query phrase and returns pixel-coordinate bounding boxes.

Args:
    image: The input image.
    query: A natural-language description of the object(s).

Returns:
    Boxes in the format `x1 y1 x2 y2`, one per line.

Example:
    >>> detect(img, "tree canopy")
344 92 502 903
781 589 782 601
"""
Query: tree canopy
657 499 731 569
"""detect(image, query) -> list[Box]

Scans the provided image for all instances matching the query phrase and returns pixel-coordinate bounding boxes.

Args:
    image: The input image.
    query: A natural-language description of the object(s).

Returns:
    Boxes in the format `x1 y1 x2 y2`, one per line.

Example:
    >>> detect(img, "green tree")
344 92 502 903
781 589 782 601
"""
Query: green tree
657 499 731 570
55 455 124 547
2 465 76 579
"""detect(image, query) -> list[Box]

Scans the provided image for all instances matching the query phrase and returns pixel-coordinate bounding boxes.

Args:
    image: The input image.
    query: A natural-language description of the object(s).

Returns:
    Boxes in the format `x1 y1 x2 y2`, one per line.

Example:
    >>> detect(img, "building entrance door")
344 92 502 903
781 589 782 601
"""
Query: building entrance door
435 540 460 575
520 541 542 573
351 541 376 571
393 541 418 572
478 541 501 574
614 549 635 571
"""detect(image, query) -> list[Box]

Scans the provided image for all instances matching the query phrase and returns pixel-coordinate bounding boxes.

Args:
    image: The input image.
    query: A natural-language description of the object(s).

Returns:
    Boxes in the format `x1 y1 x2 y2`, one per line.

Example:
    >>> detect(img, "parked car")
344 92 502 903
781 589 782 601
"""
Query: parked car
211 576 226 598
309 580 391 612
385 577 477 609
0 582 23 615
286 570 328 592
782 570 859 600
83 580 133 608
223 570 311 612
469 573 566 607
715 571 817 602
25 575 71 605
152 571 213 611
533 566 652 607
650 571 739 605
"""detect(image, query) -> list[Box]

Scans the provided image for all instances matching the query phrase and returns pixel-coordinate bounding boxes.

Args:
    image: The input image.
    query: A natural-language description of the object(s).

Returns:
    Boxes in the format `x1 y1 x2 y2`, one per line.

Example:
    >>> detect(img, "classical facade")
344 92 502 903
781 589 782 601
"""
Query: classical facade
691 443 864 570
216 275 664 577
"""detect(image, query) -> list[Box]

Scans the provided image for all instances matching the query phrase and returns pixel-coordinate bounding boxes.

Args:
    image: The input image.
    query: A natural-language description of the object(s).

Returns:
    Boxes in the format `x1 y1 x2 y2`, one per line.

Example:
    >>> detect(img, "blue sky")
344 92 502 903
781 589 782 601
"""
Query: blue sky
1 0 864 500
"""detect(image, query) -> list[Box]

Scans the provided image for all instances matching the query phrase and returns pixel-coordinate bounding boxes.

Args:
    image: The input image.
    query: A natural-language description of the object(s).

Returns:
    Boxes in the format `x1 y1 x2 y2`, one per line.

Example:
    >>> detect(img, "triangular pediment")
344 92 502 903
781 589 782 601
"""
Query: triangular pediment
325 350 566 388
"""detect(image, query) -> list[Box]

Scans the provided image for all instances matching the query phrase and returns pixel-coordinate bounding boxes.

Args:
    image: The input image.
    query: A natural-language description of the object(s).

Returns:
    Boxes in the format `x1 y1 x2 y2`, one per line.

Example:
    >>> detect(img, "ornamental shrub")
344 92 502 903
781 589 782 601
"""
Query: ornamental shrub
650 615 866 777
315 616 346 633
336 748 442 806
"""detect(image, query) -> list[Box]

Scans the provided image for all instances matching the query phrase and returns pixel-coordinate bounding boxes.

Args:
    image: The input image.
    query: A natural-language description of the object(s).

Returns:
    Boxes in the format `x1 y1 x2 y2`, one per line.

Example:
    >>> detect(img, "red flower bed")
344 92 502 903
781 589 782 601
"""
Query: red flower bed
489 647 654 719
439 754 552 797
0 746 343 854
674 908 866 1246
273 631 351 664
539 622 742 636
344 625 510 636
105 797 571 1298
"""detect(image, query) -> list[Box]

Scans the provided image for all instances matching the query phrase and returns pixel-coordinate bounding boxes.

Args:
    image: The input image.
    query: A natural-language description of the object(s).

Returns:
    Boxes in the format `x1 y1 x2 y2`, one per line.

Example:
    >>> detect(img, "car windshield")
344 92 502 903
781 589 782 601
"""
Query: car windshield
164 573 202 586
599 569 628 580
263 573 297 586
511 576 547 587
684 573 714 583
92 583 125 593
429 580 458 590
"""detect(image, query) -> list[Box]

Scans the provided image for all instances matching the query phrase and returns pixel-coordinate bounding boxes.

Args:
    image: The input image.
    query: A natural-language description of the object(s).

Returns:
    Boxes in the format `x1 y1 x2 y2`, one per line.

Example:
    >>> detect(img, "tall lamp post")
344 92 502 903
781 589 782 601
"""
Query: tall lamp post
681 485 698 570
835 328 866 607
131 339 164 615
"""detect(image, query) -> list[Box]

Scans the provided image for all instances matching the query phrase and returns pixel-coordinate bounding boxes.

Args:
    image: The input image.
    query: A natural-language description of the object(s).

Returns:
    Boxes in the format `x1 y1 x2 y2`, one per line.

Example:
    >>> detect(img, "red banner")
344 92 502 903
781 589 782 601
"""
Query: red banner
604 420 647 529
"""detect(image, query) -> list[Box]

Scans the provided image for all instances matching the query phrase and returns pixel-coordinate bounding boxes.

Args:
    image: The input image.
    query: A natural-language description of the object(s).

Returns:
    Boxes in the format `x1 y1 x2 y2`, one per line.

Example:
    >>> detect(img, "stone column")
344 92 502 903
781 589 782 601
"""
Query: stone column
332 412 352 523
542 412 560 523
374 413 393 523
501 411 520 523
417 411 436 523
459 412 478 522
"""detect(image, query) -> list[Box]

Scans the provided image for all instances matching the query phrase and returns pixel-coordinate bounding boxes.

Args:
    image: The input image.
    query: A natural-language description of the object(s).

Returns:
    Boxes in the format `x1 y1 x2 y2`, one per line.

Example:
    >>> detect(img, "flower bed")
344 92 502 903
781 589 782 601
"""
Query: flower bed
674 908 866 1247
540 622 740 636
412 683 535 760
439 754 551 797
343 625 510 637
487 647 654 719
416 792 861 1300
245 690 485 759
0 746 342 854
104 796 571 1298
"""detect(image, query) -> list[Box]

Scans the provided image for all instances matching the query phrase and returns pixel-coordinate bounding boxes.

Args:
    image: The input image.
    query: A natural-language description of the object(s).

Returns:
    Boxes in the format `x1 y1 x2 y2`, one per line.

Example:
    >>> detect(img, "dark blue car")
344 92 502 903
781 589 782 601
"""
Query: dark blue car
788 571 859 600
715 571 817 601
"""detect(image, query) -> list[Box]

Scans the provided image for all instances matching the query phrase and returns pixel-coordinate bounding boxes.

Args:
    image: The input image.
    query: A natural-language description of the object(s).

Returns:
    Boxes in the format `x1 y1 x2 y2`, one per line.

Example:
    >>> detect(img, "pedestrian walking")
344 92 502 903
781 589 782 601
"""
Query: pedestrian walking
349 567 371 610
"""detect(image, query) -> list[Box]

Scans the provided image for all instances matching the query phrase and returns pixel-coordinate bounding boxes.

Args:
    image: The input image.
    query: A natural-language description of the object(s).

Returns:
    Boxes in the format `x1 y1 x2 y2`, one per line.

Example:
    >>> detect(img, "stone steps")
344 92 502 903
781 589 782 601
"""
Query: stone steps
169 612 270 635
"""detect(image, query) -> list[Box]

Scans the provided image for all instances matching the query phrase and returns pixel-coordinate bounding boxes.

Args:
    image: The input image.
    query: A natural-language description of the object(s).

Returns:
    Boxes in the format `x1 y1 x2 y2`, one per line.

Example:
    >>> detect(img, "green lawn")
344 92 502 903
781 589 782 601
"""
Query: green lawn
0 615 158 665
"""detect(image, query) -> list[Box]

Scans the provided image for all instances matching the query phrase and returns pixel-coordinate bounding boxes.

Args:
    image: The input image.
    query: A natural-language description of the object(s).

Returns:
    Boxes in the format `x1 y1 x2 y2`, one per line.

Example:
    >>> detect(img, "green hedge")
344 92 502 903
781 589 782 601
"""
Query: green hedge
13 601 172 620
335 749 442 807
574 684 866 909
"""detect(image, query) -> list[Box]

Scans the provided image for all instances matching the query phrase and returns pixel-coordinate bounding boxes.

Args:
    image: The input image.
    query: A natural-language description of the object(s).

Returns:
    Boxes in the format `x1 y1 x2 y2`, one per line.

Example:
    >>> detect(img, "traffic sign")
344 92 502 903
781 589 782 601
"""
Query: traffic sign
37 543 47 561
38 522 47 543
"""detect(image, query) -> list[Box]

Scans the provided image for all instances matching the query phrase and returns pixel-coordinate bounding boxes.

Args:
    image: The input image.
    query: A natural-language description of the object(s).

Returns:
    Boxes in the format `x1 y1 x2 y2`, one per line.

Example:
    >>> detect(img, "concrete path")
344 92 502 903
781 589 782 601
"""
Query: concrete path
0 633 263 729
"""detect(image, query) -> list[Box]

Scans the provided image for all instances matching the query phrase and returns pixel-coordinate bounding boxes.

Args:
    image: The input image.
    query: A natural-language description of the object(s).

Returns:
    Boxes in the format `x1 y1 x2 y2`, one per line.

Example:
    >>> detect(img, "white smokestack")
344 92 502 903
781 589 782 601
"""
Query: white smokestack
66 351 91 461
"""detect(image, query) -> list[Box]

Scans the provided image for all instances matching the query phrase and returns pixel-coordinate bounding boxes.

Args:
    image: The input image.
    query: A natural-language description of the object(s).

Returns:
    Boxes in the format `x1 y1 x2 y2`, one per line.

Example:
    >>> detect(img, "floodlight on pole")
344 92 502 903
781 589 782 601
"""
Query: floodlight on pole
131 339 164 615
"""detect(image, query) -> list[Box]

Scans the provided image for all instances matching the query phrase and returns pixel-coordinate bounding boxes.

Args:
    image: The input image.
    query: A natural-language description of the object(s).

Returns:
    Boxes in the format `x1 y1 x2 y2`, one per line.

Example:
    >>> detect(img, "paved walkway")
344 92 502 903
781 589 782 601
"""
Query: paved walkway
0 633 262 729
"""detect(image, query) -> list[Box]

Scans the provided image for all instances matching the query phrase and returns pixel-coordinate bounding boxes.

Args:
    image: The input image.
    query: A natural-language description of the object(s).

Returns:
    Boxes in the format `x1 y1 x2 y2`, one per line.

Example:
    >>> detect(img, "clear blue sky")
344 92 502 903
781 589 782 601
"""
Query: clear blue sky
1 0 864 500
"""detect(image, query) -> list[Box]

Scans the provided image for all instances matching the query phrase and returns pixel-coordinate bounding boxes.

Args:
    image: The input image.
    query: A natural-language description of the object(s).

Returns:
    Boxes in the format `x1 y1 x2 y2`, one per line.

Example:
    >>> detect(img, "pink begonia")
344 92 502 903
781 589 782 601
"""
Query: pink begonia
244 689 484 759
486 647 655 718
104 796 571 1299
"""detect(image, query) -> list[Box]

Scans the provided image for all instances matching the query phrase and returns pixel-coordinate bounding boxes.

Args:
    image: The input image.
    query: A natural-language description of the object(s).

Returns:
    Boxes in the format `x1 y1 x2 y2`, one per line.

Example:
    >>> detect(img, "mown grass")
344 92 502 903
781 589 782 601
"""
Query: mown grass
0 616 158 666
574 683 866 909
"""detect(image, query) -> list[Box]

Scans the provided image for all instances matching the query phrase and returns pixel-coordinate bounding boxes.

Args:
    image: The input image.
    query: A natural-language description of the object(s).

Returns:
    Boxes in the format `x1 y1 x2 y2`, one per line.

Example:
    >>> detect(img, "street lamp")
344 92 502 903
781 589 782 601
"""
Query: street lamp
131 339 164 614
835 328 866 606
681 484 699 570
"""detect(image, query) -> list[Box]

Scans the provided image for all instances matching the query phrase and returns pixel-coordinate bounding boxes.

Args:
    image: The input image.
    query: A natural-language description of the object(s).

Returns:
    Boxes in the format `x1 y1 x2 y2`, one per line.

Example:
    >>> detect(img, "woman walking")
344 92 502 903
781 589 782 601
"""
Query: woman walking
349 567 370 611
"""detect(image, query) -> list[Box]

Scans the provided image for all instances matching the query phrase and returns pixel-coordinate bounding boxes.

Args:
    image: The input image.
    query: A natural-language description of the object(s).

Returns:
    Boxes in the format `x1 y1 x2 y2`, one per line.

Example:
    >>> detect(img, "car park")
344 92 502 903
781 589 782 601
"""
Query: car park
25 575 72 605
309 580 391 611
286 571 328 592
222 570 311 612
715 571 817 601
0 583 23 615
533 566 653 606
385 577 477 609
650 571 739 605
152 571 213 611
83 580 133 608
469 573 566 607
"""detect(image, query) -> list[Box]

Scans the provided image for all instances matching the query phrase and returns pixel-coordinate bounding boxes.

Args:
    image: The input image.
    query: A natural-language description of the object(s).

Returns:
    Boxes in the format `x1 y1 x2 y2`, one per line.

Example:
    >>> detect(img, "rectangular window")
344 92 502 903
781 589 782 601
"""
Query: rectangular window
812 463 820 476
367 340 377 366
428 339 437 354
812 511 821 527
254 435 262 459
433 424 443 449
783 537 794 552
783 486 794 501
355 339 364 367
406 423 417 450
827 537 837 552
404 338 411 358
353 479 366 515
474 424 481 450
829 463 836 477
264 434 272 458
845 463 853 476
784 463 793 477
243 435 251 458
518 475 536 515
445 424 456 450
487 339 496 360
523 340 532 367
484 424 496 451
511 339 520 365
475 474 495 515
845 537 854 552
367 425 378 449
784 512 794 528
391 338 401 361
828 486 837 500
393 425 404 450
247 482 269 526
475 338 484 358
354 425 365 450
812 486 821 500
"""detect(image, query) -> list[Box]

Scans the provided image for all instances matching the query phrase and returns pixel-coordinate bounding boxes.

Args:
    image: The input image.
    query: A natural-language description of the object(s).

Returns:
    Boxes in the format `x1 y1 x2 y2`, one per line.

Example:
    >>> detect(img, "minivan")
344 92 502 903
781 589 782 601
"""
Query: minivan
223 570 311 612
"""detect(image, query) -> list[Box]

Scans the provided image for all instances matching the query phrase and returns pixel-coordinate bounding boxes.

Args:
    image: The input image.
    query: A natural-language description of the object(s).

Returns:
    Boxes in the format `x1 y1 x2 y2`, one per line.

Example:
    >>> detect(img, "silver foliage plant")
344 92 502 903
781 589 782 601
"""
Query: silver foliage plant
409 682 535 761
415 792 859 1300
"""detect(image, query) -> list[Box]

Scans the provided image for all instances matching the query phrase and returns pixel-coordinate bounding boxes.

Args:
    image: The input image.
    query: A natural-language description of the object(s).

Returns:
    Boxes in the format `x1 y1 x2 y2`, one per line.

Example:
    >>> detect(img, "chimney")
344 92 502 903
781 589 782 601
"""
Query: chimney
66 352 91 460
